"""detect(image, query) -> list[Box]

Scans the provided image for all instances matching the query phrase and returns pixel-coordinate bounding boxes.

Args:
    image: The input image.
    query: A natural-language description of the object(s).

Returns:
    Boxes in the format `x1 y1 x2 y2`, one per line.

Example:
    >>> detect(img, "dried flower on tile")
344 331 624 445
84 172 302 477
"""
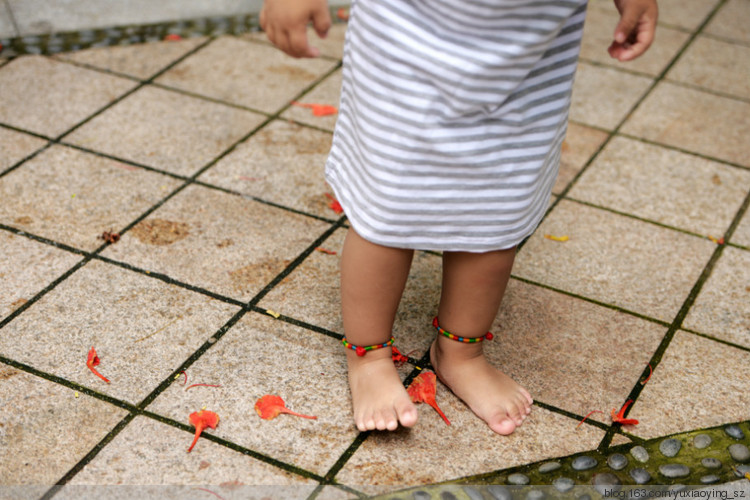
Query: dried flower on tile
315 247 337 255
187 410 220 452
98 230 120 244
611 399 638 426
324 193 344 214
544 234 569 242
255 395 317 420
707 235 725 245
186 383 222 391
164 34 182 41
337 8 350 21
86 347 110 384
576 410 604 429
391 346 409 366
407 371 450 426
292 101 338 117
265 309 281 319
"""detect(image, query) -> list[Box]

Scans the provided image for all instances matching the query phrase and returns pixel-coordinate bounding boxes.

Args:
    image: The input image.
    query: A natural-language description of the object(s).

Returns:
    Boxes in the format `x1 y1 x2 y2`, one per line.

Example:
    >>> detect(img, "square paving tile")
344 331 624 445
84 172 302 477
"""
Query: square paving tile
0 259 239 404
0 127 47 171
198 119 334 219
628 331 750 439
513 200 716 322
65 85 265 177
554 123 609 195
569 63 653 130
146 313 361 476
705 0 750 44
259 227 443 355
0 145 182 250
245 22 348 60
580 7 689 77
0 365 128 486
683 247 750 348
102 183 330 302
55 37 208 80
733 208 750 249
489 279 667 425
155 36 338 114
61 416 316 498
0 231 81 321
568 136 750 236
281 68 342 132
0 56 136 138
335 404 604 495
0 1 15 38
666 35 750 100
621 81 750 167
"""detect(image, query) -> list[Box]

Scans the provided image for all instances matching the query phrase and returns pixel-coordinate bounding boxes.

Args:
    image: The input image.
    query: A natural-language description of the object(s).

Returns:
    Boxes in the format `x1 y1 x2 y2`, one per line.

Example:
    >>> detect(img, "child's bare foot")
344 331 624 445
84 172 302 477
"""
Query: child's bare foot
430 337 532 435
346 348 418 431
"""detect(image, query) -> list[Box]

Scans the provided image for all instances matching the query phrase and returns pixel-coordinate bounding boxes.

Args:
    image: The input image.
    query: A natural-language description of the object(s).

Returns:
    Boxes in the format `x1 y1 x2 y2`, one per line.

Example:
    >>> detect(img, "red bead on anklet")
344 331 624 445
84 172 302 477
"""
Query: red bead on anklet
341 336 395 356
432 317 493 343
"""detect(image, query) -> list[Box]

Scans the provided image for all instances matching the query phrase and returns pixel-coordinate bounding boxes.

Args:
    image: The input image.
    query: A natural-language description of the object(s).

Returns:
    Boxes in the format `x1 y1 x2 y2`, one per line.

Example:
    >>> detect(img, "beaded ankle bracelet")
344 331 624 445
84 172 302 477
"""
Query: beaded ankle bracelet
432 316 493 343
342 336 395 356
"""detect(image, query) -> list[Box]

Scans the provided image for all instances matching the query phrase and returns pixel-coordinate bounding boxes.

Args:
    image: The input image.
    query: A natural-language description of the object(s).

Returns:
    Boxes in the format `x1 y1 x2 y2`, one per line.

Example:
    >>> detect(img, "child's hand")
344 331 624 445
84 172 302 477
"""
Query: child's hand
260 0 331 58
608 0 658 61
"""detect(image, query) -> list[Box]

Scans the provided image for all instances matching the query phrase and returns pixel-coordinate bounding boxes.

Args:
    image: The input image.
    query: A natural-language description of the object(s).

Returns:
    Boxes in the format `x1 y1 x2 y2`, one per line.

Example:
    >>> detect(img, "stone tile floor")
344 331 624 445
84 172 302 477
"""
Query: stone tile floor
1 1 749 499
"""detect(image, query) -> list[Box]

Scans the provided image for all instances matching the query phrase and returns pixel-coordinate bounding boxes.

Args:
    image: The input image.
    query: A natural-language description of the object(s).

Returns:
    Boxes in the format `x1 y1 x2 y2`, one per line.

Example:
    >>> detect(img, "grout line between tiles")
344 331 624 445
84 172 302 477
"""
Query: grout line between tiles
701 31 750 49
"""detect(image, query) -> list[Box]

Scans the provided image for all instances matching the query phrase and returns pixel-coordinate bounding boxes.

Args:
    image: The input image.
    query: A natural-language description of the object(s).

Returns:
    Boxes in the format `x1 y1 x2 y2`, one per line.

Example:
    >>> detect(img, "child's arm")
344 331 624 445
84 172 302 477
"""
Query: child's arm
259 0 331 58
608 0 658 61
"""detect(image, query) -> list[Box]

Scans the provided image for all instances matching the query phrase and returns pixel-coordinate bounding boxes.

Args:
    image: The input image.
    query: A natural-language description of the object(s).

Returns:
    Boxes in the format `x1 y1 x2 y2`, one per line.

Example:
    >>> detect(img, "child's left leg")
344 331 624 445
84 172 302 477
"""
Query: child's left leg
430 247 533 435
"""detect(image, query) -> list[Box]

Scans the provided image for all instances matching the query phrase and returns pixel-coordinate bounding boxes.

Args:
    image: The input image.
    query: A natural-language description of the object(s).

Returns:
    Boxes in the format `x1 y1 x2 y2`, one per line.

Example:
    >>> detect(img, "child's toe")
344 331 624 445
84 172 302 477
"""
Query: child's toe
489 415 517 435
395 396 418 428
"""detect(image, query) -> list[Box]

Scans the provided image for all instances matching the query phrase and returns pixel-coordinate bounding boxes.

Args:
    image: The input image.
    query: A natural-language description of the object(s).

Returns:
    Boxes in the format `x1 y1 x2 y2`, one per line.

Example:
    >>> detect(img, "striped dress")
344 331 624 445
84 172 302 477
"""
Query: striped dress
325 0 589 252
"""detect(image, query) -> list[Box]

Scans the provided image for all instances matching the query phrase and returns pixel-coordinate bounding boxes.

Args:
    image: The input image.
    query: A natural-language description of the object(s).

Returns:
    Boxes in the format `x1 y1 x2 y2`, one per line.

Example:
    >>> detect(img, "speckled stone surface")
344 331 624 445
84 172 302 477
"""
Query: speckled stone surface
0 56 136 137
259 228 442 355
0 127 47 171
580 7 689 77
63 416 317 495
335 406 604 496
0 231 81 321
628 331 750 439
55 37 208 80
0 365 128 485
0 145 182 250
705 0 750 44
0 260 239 403
155 36 338 114
198 119 334 219
281 69 342 132
667 35 750 100
513 200 716 322
146 313 361 476
555 123 608 195
683 247 750 348
65 85 265 176
315 485 360 500
568 136 750 236
621 82 750 168
488 279 665 425
569 62 653 130
102 183 329 302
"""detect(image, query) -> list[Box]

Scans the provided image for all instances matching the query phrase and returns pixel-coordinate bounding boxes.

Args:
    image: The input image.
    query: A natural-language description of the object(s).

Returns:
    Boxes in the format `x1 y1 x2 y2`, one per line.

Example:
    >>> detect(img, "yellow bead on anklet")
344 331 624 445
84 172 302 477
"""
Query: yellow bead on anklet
432 317 493 343
342 336 395 356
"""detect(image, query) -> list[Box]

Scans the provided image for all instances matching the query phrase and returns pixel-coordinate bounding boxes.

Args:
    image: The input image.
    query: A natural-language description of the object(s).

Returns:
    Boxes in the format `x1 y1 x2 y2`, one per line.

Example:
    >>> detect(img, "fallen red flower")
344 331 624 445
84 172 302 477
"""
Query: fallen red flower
391 346 409 366
164 34 182 41
255 395 317 420
576 409 604 429
640 363 653 385
187 410 220 452
86 347 110 384
611 399 639 426
336 8 350 21
291 101 338 117
407 371 450 426
324 193 344 214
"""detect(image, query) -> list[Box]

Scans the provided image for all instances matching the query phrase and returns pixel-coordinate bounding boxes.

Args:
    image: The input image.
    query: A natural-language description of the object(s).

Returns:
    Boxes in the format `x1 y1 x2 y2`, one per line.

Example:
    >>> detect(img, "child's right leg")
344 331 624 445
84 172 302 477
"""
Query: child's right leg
341 229 418 431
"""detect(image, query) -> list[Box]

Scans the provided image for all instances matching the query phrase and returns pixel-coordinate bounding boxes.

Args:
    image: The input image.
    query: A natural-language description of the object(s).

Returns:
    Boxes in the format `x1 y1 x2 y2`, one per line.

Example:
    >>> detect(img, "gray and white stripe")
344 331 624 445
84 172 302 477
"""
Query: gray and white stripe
326 0 588 251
